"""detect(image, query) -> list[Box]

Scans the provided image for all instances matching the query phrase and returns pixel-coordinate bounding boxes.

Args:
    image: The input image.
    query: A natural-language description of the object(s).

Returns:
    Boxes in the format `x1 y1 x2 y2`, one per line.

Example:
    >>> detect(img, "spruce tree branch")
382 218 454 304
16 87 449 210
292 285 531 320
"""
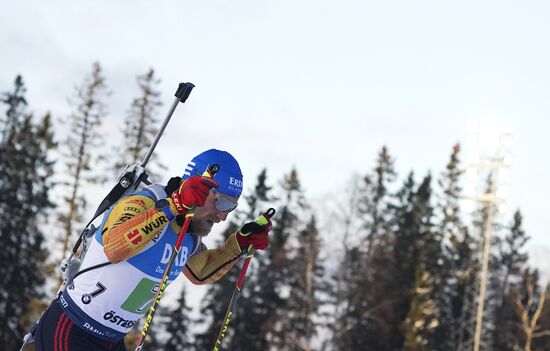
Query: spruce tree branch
286 332 312 351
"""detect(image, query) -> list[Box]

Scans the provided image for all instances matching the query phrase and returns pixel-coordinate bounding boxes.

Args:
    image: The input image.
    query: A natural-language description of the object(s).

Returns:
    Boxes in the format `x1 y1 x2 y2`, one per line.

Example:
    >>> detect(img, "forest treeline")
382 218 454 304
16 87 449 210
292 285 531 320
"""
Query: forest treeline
1 63 549 350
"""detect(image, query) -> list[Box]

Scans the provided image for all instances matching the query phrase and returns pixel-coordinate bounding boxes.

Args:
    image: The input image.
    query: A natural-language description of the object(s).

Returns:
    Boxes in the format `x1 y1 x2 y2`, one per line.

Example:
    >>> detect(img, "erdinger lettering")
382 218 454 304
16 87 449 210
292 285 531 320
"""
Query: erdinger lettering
229 177 242 188
103 310 136 329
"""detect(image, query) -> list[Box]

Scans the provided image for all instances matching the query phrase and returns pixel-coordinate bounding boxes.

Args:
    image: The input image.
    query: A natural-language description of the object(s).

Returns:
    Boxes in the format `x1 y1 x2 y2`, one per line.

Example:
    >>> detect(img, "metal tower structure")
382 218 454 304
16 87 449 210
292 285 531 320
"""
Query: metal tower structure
457 118 512 351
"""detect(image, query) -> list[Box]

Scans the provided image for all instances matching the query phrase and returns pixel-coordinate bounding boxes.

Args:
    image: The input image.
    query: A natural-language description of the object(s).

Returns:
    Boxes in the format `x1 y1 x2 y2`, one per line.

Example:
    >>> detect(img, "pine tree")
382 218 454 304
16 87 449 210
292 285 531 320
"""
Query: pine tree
333 146 397 351
395 174 438 351
363 171 420 351
0 76 55 348
0 75 26 143
432 143 471 350
498 211 529 295
362 146 397 247
327 174 364 351
454 230 481 351
402 266 438 351
114 68 165 180
492 210 530 350
164 286 193 350
265 168 307 350
282 215 325 350
57 62 109 274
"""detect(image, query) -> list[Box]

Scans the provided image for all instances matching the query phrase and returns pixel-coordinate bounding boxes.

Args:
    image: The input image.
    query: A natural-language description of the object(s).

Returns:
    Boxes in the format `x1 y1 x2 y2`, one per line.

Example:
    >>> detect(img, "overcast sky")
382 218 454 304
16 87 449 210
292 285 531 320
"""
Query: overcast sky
2 1 549 281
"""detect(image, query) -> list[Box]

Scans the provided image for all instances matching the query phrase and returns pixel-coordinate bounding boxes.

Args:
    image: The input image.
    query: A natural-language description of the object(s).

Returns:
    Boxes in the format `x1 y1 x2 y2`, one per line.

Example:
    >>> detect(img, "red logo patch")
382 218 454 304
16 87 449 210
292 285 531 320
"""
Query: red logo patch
127 229 142 245
128 199 146 208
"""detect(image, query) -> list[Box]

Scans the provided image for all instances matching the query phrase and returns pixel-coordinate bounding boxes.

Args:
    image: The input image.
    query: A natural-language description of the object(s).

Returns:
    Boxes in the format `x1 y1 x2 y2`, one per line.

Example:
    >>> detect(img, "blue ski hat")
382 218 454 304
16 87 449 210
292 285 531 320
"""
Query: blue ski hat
182 149 243 199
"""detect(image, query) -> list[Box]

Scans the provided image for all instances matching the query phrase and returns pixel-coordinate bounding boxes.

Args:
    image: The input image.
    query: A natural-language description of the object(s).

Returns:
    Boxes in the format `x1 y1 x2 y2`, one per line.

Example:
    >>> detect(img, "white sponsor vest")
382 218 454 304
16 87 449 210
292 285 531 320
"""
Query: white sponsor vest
62 185 199 341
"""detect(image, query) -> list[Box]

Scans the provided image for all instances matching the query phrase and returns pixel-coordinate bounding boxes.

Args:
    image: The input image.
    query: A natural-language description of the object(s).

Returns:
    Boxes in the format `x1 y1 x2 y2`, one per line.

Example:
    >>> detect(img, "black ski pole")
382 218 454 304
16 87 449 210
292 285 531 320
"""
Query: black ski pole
213 208 276 351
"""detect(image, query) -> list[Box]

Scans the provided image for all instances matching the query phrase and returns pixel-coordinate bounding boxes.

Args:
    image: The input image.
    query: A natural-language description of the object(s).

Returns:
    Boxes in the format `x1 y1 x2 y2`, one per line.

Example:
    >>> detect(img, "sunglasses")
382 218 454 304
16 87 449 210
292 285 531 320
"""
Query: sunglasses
212 189 238 212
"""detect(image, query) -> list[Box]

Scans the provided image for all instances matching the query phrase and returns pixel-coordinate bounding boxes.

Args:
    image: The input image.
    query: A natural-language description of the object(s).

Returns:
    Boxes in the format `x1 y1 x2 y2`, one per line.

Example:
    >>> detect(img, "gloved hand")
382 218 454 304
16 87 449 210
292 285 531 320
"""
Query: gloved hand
235 216 272 251
170 175 219 214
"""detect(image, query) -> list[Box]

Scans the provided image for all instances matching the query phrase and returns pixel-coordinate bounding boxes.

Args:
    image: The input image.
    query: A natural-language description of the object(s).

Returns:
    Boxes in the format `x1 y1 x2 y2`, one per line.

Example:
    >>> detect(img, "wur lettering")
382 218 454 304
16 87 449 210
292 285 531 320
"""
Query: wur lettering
141 216 168 235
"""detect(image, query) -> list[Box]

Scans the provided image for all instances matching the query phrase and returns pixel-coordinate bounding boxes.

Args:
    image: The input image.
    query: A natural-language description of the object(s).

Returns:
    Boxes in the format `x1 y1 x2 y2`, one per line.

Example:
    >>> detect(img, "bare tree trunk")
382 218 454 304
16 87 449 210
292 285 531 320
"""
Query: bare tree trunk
511 276 549 351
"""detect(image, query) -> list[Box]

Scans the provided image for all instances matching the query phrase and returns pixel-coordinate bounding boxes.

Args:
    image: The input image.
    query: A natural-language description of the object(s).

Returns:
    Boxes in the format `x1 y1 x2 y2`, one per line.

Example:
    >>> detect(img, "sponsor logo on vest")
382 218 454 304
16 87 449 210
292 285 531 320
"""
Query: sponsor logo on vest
141 216 168 236
103 310 136 329
128 199 146 208
83 322 107 336
136 285 160 313
229 177 243 188
160 244 189 267
124 206 140 213
127 229 142 245
114 214 134 226
59 295 69 308
151 231 161 244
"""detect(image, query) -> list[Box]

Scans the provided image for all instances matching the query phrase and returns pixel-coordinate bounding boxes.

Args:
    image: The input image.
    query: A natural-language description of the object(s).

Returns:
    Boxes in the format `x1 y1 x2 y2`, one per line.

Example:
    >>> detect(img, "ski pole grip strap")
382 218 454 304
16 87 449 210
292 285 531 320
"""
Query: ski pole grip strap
175 82 195 103
239 208 275 236
264 208 276 220
256 208 275 227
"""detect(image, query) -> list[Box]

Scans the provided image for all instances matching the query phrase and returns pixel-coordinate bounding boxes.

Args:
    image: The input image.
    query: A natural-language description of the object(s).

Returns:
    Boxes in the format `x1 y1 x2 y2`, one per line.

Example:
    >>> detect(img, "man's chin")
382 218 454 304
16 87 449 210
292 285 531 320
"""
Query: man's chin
189 221 213 237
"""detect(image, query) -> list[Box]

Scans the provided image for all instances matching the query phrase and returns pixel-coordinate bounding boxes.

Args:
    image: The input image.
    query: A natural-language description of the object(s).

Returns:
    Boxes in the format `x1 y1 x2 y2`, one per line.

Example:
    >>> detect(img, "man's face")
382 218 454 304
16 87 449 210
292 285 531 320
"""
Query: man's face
189 190 237 236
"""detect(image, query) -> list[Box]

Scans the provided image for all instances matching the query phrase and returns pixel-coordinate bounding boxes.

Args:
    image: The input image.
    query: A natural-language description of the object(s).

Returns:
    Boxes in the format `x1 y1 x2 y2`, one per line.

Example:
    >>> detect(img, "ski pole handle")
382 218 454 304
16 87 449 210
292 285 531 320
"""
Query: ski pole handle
237 208 275 289
175 82 195 103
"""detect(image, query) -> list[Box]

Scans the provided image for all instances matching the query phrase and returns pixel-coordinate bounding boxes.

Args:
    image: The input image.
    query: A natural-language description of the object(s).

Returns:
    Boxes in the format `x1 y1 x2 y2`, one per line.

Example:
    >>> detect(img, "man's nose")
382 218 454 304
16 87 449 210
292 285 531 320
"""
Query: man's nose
217 211 229 221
